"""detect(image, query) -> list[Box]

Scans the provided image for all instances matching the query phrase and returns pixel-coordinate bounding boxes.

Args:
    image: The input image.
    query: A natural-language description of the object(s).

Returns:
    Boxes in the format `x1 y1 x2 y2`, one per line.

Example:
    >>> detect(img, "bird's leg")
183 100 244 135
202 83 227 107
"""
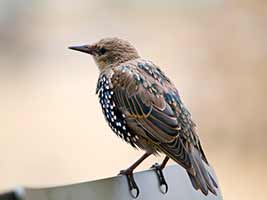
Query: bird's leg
119 152 151 198
151 156 170 194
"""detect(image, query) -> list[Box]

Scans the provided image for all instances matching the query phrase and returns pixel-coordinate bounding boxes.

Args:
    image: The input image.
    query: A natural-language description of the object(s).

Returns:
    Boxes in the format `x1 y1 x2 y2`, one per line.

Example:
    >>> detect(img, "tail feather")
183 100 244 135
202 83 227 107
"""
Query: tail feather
187 147 218 195
209 173 218 188
188 172 209 195
159 141 218 195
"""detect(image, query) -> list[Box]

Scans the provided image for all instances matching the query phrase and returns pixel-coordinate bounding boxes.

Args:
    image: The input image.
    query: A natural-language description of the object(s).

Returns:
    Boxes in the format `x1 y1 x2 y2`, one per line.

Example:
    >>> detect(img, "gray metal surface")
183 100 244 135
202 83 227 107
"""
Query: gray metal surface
1 165 223 200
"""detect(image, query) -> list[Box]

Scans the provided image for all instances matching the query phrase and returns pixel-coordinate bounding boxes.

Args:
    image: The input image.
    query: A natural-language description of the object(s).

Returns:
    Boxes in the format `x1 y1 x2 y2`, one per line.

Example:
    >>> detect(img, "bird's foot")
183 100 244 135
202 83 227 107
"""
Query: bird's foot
151 163 168 194
119 169 140 198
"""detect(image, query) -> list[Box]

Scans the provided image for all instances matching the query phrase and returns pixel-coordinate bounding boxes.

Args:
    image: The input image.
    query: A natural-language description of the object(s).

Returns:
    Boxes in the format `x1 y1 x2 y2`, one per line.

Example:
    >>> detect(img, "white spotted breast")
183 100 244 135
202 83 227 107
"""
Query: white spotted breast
96 74 139 147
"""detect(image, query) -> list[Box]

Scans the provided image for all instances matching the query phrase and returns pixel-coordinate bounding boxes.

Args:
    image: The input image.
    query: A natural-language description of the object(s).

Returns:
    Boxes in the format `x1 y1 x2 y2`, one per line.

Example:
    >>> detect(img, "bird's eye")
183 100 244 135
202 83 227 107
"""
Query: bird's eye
99 47 107 55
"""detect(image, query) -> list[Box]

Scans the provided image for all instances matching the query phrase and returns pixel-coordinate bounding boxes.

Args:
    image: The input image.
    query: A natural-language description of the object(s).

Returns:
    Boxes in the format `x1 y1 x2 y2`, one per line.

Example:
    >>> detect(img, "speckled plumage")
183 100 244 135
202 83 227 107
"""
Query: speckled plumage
96 75 139 147
70 37 218 196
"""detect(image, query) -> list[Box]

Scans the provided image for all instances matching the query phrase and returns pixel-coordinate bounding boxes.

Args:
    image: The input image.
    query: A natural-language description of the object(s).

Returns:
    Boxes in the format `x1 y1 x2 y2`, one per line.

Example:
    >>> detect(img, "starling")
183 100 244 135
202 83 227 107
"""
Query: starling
69 37 218 197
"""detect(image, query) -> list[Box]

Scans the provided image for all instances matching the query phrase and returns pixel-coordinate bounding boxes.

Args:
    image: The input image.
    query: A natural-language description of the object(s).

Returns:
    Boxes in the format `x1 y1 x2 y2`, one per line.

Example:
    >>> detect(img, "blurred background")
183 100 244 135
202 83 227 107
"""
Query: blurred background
0 0 266 199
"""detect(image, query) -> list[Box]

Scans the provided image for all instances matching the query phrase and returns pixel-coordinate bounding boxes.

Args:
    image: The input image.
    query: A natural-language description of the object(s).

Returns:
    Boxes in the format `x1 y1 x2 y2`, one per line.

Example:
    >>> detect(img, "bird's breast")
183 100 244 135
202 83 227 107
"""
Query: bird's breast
97 75 138 147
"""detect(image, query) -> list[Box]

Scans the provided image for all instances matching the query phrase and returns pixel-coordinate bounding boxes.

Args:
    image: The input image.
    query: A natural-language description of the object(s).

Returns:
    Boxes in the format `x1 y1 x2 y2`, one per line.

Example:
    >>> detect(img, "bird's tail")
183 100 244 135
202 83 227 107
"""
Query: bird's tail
159 140 218 195
187 147 218 196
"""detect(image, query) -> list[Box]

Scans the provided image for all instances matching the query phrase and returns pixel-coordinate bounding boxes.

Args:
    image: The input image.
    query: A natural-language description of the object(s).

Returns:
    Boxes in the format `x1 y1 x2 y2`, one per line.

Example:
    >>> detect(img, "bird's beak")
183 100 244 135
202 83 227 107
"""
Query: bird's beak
68 45 95 55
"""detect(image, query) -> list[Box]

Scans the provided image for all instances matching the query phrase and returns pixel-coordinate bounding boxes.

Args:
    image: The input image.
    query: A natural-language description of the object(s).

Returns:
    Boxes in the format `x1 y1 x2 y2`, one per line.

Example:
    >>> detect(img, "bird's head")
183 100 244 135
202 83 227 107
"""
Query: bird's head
69 37 140 71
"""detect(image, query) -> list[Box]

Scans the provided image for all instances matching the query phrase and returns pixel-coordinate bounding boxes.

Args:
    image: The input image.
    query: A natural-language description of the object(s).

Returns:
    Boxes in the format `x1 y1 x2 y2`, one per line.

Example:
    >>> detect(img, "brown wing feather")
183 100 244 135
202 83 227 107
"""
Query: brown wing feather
111 64 180 143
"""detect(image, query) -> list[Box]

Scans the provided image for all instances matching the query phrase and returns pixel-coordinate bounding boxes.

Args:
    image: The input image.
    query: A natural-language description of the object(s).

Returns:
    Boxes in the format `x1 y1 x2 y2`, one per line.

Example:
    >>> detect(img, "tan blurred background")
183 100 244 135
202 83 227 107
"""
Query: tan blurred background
0 0 266 199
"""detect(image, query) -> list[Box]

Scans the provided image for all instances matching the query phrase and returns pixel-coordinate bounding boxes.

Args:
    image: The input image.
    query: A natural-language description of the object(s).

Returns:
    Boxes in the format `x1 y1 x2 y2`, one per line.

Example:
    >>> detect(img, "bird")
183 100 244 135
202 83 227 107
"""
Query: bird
69 37 218 198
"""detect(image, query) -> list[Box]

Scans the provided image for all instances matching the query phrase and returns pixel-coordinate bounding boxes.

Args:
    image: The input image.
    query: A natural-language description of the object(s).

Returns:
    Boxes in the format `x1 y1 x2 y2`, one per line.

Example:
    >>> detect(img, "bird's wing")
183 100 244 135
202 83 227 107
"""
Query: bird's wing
110 60 204 163
110 62 180 143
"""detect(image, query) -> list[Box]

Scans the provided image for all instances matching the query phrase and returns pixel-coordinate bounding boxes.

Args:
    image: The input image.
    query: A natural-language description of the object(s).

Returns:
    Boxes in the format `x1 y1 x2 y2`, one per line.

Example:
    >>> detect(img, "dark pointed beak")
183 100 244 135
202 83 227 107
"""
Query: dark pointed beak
68 45 95 55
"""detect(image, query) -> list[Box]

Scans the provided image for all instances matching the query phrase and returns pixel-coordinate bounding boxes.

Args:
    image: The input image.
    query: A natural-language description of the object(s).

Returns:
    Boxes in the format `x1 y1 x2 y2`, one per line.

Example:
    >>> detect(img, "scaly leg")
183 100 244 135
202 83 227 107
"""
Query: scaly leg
151 156 170 194
119 152 151 198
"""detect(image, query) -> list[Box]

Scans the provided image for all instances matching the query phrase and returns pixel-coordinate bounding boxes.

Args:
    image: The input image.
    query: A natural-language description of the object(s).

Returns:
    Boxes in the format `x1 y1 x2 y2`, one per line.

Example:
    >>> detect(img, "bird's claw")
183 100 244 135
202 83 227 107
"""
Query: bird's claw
119 170 140 198
151 163 168 194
